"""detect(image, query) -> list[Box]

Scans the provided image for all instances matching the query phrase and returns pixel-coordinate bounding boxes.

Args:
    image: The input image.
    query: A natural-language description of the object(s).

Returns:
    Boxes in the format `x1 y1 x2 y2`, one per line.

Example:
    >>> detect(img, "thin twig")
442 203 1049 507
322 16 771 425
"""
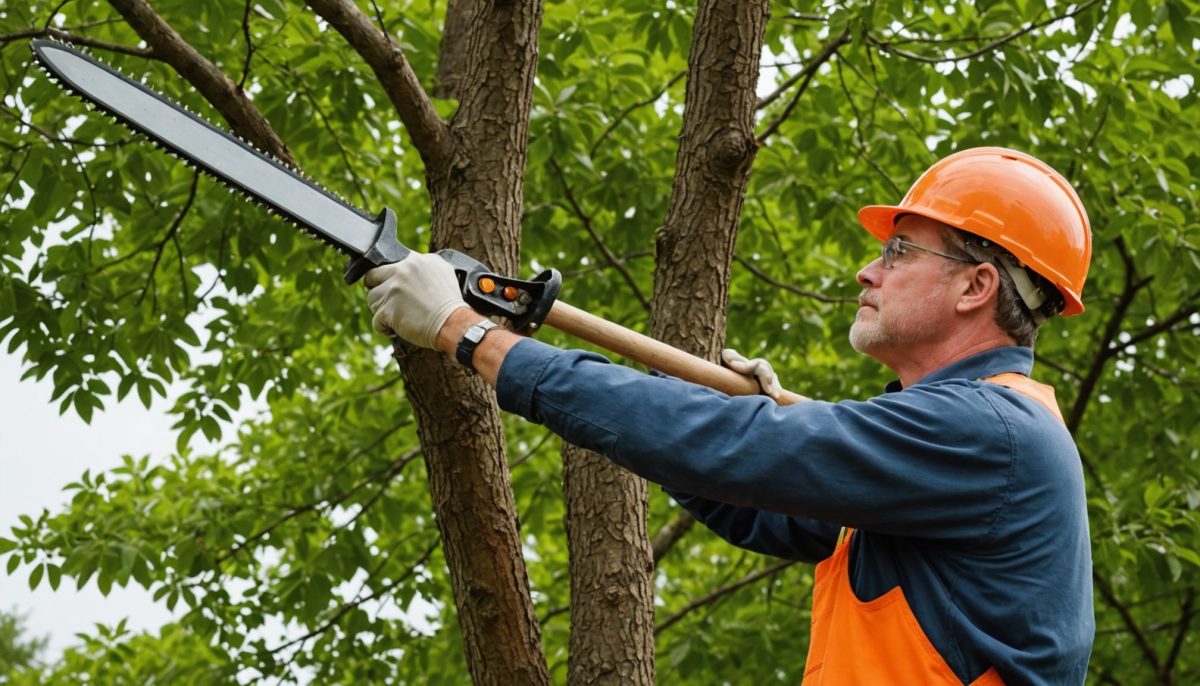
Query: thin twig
238 0 256 91
0 26 156 58
1163 587 1195 678
651 512 695 565
296 81 371 207
268 538 440 654
655 560 797 634
757 31 850 111
137 172 200 308
866 0 1103 64
549 157 651 311
217 445 421 564
757 32 850 142
509 430 555 469
1112 288 1200 352
590 70 686 157
1092 569 1162 674
1065 237 1152 432
733 254 857 304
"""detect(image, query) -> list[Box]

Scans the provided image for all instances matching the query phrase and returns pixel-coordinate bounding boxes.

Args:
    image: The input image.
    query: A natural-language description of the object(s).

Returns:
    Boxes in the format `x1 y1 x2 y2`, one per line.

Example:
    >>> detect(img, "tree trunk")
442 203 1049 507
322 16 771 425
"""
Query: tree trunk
562 1 770 682
563 444 655 685
646 0 770 584
651 0 769 354
393 2 549 684
434 0 472 99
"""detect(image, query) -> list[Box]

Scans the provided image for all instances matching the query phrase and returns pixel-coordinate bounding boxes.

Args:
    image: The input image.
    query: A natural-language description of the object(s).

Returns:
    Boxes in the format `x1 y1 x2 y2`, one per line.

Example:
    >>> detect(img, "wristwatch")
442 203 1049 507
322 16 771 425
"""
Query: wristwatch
455 319 499 372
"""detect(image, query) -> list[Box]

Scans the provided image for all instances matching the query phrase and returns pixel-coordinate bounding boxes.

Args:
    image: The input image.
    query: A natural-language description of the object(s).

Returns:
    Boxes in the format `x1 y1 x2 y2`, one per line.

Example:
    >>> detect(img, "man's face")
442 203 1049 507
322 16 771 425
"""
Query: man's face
849 216 962 360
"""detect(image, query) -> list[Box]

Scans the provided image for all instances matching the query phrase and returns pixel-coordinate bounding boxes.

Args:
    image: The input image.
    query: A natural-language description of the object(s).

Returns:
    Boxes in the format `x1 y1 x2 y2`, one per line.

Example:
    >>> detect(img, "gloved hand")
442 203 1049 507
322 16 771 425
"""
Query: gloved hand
365 253 469 349
721 348 783 401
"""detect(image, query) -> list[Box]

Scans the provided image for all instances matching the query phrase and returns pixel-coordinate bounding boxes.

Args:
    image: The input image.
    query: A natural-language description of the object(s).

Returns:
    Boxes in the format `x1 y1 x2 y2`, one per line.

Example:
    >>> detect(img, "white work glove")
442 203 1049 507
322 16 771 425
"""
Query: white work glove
364 253 469 349
721 348 783 401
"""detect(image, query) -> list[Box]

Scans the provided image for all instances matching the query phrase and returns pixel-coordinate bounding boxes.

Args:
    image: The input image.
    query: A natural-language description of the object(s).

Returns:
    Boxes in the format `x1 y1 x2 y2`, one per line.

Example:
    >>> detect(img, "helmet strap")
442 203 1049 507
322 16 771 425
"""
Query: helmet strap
995 256 1047 314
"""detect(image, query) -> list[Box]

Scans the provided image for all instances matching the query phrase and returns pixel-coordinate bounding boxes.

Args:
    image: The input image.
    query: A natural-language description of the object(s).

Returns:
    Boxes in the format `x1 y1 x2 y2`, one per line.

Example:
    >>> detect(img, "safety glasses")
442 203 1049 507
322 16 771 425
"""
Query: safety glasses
881 237 977 269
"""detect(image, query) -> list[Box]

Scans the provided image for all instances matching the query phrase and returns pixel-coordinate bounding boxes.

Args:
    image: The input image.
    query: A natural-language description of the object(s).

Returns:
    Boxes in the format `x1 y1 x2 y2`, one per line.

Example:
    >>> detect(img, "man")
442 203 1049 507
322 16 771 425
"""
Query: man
365 147 1094 684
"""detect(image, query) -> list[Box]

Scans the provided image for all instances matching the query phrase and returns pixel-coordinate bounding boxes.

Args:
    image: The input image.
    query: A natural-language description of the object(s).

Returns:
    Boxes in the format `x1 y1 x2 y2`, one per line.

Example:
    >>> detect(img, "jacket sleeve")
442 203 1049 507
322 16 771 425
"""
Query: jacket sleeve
663 488 839 562
496 339 1016 543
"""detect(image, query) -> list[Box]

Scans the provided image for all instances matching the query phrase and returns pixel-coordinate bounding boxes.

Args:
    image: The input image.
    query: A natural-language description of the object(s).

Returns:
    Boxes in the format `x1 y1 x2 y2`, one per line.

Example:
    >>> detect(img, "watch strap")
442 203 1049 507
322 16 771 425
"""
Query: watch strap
455 319 498 372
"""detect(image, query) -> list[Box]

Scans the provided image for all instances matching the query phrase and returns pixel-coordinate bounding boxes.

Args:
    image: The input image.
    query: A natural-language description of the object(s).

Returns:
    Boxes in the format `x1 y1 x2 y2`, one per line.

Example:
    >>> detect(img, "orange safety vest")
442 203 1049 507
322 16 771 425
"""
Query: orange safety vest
801 373 1063 685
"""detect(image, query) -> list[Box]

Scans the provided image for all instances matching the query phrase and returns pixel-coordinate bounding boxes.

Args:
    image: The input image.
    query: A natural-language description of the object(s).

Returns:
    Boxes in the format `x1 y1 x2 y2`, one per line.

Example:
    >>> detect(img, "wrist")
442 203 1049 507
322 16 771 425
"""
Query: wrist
435 307 485 356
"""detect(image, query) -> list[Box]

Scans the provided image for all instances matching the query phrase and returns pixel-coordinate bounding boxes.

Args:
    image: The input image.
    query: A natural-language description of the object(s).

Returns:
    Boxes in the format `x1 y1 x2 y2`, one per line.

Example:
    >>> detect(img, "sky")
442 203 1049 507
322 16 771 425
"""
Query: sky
0 349 176 657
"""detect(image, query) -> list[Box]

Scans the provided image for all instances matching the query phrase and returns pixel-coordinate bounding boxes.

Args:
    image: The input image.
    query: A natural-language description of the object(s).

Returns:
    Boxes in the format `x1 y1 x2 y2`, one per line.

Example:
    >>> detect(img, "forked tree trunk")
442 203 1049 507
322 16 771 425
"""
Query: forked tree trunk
562 1 771 684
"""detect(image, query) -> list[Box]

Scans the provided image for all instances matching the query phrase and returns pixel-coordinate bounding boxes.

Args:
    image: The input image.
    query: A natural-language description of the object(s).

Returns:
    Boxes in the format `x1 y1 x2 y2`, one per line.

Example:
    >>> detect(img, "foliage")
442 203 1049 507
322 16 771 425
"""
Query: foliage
1 0 1197 683
0 607 47 680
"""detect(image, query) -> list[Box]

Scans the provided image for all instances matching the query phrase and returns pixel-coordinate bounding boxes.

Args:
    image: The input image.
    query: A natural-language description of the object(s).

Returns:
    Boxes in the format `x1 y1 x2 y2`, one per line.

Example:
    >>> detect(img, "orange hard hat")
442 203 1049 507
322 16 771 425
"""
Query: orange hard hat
858 147 1091 316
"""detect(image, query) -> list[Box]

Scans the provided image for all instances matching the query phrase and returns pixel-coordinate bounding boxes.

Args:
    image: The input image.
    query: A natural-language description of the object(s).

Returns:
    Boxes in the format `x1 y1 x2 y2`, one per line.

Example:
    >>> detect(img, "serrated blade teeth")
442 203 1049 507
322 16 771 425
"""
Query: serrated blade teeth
28 37 381 260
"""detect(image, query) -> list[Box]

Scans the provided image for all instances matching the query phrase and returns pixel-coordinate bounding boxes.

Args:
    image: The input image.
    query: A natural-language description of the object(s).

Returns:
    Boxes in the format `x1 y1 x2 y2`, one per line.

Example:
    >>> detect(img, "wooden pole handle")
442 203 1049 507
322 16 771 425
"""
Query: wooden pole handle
541 301 808 406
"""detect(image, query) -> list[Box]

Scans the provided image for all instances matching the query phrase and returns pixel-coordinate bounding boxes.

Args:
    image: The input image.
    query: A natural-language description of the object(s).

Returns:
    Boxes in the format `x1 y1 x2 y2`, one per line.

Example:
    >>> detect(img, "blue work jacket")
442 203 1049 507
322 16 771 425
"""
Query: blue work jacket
496 339 1094 685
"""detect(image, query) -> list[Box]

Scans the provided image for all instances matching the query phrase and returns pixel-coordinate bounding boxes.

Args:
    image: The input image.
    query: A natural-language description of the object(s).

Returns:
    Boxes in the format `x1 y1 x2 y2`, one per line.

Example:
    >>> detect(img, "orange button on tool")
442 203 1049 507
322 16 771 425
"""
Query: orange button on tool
478 277 496 293
502 286 519 301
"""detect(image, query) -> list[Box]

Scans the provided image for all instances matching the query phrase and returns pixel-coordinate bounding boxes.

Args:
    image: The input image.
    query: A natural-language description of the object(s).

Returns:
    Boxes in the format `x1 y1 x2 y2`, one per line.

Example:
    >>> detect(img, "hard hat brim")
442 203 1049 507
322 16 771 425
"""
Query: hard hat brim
857 205 905 243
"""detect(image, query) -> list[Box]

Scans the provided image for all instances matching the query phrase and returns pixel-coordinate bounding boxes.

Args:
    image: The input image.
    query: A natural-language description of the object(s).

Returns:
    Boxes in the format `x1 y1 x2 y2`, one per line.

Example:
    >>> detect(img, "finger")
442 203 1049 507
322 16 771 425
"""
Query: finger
366 286 385 312
364 262 401 289
721 348 747 364
724 357 757 375
372 309 397 336
759 372 783 401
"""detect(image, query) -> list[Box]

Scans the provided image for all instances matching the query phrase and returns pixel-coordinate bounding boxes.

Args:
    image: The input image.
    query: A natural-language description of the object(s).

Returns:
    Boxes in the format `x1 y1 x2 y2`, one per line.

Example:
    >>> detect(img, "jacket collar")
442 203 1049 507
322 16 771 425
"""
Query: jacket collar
884 346 1034 393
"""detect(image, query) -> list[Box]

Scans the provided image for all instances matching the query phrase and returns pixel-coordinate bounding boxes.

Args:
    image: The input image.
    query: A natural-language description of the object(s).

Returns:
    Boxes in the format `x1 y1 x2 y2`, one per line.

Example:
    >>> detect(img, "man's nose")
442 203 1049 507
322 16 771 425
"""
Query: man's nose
857 257 883 289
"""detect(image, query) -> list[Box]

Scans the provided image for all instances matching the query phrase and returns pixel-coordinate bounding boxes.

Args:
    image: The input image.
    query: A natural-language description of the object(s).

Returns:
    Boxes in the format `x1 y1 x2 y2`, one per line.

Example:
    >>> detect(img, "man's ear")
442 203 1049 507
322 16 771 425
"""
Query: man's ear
955 262 1001 315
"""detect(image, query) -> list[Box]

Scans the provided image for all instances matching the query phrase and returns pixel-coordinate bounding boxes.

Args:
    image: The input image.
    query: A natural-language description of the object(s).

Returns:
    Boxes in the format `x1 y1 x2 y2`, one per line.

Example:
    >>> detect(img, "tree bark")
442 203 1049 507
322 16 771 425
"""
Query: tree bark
434 0 473 99
106 0 296 166
651 0 770 356
562 1 770 683
563 444 655 685
311 1 547 682
401 1 549 683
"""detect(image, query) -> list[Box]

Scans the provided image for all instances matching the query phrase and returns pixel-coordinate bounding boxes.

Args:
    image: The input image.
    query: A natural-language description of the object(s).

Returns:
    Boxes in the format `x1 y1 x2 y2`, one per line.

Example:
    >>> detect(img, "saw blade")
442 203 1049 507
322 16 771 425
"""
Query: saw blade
29 38 378 258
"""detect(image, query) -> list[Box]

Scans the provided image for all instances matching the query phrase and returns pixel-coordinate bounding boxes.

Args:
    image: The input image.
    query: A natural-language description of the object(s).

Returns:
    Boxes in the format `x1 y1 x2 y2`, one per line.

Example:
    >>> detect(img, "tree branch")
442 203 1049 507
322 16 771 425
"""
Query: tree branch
268 538 440 655
651 512 695 565
106 0 295 166
757 31 850 111
1163 587 1195 679
305 0 453 172
655 560 796 634
866 0 1103 64
216 444 420 565
1092 568 1162 675
1066 237 1152 432
1115 288 1200 352
589 70 686 157
0 26 155 58
756 31 850 143
136 171 199 308
549 157 651 312
734 254 857 304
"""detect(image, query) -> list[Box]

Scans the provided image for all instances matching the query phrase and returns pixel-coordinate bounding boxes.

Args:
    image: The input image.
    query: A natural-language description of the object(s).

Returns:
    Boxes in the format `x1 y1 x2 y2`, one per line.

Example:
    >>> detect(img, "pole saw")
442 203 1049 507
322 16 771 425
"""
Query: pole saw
29 39 805 406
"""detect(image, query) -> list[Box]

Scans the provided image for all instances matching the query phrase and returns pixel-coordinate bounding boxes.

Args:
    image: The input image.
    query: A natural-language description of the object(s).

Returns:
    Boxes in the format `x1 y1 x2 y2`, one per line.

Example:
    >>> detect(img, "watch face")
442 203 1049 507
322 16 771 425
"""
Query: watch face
465 326 486 344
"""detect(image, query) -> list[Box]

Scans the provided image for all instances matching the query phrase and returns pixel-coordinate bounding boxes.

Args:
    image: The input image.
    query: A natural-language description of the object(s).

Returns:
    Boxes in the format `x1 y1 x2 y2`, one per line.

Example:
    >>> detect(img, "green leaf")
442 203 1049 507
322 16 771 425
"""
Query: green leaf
29 563 44 590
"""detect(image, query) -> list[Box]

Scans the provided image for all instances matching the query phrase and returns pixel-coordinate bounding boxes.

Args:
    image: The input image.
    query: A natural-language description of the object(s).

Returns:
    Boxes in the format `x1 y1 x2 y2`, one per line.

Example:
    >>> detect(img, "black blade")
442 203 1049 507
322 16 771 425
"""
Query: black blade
29 38 379 258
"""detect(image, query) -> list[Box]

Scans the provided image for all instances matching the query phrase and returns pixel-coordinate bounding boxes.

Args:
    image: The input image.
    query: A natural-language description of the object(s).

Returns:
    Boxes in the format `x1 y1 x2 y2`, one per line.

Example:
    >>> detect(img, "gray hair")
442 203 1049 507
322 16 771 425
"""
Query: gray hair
937 227 1055 348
